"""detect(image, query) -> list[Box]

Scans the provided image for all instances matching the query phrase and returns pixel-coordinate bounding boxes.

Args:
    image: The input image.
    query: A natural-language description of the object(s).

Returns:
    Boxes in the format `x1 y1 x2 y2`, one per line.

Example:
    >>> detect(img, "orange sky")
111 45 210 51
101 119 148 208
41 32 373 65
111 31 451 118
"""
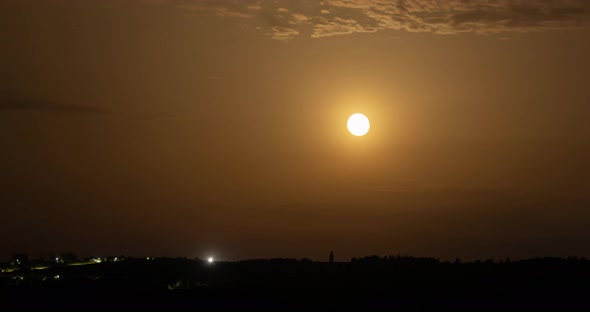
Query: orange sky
1 0 590 262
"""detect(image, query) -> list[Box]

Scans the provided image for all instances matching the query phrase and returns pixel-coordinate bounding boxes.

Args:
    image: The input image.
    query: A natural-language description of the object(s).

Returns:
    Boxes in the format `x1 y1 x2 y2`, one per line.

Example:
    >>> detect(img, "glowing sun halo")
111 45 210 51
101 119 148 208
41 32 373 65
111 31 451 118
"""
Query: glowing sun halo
347 113 370 136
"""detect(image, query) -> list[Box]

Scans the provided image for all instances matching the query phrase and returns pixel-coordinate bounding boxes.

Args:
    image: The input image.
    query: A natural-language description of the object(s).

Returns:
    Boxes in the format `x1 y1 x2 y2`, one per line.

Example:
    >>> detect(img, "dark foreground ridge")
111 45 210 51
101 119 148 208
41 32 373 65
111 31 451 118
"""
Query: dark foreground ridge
2 255 590 310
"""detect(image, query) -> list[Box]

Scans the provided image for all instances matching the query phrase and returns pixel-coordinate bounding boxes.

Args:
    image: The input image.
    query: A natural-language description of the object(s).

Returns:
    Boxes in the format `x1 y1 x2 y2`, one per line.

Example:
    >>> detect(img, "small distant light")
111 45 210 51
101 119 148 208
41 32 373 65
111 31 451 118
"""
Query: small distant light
208 257 214 263
54 275 60 279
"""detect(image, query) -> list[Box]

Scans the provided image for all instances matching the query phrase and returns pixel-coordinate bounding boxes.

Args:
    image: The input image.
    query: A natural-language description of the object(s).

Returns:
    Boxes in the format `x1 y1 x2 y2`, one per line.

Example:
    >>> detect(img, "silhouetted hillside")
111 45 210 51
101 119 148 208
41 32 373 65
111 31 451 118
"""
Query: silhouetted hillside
2 256 589 310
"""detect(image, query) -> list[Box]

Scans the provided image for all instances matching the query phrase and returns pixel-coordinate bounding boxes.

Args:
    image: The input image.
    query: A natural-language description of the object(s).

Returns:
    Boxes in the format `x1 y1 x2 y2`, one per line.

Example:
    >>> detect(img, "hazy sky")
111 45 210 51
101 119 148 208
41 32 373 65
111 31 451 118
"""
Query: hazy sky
2 0 590 262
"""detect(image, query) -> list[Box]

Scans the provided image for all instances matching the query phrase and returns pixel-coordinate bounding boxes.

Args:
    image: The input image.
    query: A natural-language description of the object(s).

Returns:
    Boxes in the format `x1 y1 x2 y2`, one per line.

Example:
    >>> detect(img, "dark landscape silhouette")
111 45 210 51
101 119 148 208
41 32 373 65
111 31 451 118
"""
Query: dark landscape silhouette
2 252 590 310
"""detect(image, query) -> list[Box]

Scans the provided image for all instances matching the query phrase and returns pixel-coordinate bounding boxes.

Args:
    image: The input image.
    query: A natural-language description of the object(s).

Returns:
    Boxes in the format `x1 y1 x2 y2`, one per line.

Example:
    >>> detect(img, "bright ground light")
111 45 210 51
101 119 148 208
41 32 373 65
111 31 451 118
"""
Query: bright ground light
208 257 214 263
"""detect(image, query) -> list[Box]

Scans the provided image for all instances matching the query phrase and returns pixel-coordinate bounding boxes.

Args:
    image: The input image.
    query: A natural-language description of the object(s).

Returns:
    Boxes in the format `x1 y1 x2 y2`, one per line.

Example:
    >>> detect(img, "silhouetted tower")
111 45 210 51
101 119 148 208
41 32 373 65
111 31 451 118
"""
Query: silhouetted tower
329 250 334 264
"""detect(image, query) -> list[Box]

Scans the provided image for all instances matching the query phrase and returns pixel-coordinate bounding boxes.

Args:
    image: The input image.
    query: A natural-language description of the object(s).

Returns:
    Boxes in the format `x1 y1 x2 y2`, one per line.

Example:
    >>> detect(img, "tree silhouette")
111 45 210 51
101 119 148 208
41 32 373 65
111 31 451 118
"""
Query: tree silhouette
60 252 79 264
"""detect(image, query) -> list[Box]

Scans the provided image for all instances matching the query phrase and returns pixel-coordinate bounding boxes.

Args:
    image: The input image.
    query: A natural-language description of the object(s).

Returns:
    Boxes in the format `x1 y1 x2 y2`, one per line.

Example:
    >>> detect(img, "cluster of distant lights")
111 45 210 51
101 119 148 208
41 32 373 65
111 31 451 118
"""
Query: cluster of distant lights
1 257 217 280
6 256 214 267
78 255 214 263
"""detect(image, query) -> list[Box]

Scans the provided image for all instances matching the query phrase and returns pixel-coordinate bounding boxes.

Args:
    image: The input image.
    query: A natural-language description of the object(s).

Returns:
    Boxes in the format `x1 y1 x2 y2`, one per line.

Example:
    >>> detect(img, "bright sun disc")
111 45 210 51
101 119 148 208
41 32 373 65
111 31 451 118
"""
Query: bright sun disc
347 113 370 136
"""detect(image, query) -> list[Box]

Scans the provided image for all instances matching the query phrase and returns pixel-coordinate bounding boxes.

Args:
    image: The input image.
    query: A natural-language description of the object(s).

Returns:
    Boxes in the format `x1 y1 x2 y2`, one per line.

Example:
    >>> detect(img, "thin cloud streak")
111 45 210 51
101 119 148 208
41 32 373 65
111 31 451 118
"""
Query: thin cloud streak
0 98 181 119
0 99 115 115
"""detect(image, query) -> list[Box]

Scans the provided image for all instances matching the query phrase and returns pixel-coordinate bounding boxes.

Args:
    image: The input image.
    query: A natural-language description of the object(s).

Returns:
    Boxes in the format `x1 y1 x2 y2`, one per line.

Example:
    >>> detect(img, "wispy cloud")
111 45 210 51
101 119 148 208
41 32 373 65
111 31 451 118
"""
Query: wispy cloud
176 1 255 18
247 3 262 11
213 7 253 18
311 16 379 38
172 0 590 40
269 26 300 41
